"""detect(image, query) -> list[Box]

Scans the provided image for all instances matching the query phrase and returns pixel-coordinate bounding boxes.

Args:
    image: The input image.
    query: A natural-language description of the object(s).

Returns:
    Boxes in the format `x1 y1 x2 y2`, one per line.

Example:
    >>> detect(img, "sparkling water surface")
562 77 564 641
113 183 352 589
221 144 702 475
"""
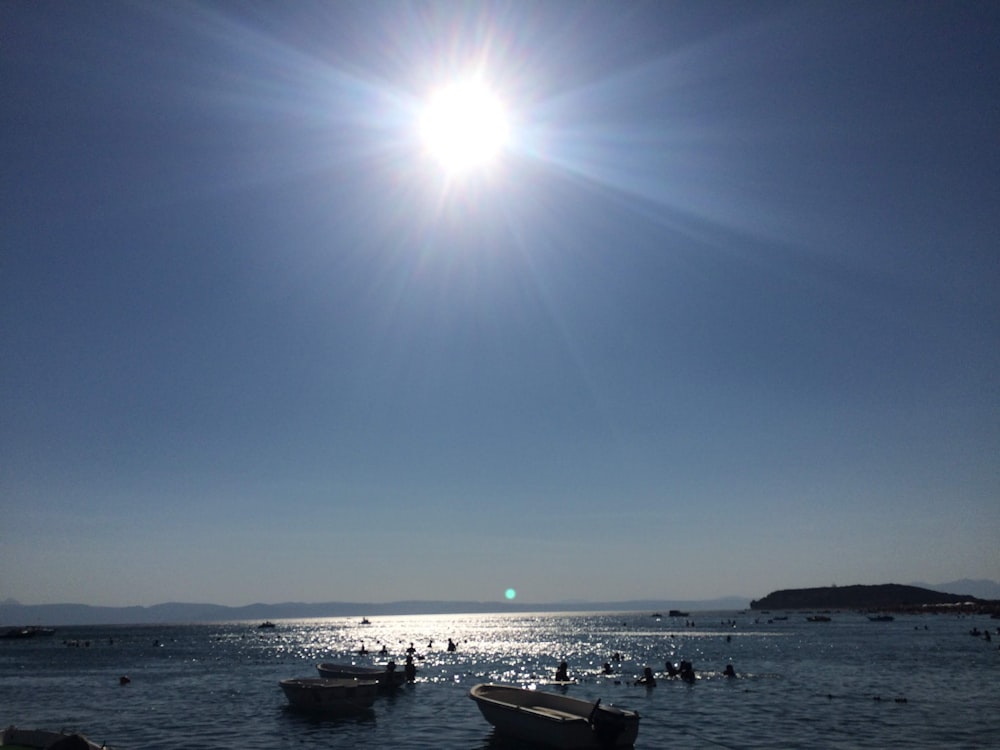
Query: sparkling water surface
2 611 997 748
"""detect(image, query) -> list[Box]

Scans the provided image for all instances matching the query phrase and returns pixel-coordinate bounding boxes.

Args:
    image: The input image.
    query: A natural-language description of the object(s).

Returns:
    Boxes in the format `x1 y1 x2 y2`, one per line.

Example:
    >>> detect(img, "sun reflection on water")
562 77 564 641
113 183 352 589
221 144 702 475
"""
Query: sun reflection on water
223 612 784 689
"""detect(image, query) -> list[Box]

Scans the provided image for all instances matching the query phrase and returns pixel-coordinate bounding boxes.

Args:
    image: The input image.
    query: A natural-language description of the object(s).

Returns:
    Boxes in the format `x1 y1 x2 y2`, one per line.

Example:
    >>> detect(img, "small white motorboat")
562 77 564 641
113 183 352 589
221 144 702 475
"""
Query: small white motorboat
279 678 378 713
316 662 406 690
1 726 107 749
469 683 640 749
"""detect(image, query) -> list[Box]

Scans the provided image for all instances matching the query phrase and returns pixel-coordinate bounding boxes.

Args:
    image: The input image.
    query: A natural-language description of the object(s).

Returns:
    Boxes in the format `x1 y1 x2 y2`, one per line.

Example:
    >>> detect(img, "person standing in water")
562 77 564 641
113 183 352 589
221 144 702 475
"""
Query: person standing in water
555 660 569 682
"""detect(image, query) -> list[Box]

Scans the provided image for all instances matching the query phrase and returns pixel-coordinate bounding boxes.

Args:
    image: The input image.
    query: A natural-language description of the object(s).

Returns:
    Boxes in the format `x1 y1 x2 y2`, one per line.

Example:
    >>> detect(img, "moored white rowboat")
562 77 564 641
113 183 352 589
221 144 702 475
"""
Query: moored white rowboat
469 683 640 749
316 662 406 690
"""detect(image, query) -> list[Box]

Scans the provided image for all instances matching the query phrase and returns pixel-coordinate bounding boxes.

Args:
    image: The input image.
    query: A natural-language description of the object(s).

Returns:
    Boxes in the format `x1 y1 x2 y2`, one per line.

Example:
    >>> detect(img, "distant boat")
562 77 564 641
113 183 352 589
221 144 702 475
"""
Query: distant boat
868 615 895 622
806 616 832 622
668 610 689 618
279 678 377 713
360 617 371 625
316 662 406 691
1 726 107 749
257 621 276 629
0 626 55 639
469 683 640 749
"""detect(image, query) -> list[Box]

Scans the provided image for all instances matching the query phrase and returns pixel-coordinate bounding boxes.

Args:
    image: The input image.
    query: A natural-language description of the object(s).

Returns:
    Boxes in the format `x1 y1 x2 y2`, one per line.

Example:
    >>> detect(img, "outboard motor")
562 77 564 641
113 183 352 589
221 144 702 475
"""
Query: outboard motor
589 699 631 747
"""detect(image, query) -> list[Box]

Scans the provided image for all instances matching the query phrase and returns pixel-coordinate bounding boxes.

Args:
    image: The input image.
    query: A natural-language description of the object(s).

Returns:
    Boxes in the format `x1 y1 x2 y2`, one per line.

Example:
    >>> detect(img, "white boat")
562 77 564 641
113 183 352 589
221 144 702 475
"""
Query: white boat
2 726 107 749
316 662 406 690
469 683 640 749
279 678 378 713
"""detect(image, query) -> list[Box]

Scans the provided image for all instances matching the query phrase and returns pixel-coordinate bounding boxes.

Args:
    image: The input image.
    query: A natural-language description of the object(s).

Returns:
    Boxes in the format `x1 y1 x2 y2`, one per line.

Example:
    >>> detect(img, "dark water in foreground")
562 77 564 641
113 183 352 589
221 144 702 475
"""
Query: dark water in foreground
1 611 998 749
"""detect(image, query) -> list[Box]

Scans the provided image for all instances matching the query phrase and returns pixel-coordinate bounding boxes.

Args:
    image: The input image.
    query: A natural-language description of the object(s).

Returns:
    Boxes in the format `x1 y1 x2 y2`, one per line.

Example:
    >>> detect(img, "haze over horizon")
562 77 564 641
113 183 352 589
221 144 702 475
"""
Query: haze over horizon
5 577 998 613
3 2 998 609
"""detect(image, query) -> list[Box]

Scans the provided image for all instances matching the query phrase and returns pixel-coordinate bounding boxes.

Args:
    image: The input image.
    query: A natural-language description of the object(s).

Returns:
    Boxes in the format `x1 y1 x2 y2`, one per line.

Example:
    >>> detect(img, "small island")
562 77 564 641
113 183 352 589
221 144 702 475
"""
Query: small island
750 583 990 613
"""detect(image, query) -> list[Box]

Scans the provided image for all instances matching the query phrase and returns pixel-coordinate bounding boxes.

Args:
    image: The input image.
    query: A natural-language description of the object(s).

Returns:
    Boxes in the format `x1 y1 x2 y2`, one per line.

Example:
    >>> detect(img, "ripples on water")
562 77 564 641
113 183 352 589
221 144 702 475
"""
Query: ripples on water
1 611 998 748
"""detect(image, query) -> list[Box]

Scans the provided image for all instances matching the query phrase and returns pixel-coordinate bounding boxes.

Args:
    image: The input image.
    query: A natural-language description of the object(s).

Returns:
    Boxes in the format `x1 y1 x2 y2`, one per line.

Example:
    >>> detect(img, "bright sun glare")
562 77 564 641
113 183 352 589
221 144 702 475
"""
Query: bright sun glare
420 80 509 175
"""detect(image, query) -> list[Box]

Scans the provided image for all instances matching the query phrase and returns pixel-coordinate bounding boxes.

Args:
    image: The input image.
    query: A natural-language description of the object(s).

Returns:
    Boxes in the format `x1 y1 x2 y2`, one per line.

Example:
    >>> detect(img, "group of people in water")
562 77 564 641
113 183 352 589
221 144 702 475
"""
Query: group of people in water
632 659 705 686
557 656 735 686
361 633 740 687
384 656 418 683
358 637 458 657
361 637 459 683
968 626 997 642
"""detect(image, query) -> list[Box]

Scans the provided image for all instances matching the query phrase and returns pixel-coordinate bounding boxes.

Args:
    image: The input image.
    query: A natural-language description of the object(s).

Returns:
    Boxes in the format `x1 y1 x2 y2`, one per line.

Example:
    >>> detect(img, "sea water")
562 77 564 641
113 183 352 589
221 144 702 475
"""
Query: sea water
1 610 998 749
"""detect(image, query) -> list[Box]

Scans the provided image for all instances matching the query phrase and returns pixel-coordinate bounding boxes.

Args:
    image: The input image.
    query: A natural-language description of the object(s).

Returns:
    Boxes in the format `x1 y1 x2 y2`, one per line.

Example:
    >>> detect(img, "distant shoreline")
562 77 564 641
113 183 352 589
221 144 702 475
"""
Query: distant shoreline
5 581 998 627
0 596 750 627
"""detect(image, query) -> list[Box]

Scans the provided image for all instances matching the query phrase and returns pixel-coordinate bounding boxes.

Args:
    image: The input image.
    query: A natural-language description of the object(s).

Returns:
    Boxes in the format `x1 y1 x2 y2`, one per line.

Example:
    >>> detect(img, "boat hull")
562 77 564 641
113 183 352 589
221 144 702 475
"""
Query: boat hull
1 726 105 749
469 684 639 749
316 662 406 690
279 678 377 713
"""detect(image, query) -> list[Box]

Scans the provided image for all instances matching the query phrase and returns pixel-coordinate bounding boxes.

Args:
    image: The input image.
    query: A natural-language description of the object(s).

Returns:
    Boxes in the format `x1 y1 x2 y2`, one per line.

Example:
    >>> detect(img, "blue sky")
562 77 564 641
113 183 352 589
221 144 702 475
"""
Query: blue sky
2 1 998 607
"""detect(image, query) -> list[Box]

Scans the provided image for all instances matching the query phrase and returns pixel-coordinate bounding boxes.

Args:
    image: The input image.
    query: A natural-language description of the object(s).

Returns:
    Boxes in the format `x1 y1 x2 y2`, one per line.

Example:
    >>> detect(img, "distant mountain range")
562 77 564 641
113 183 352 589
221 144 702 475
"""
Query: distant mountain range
0 596 750 627
3 580 995 627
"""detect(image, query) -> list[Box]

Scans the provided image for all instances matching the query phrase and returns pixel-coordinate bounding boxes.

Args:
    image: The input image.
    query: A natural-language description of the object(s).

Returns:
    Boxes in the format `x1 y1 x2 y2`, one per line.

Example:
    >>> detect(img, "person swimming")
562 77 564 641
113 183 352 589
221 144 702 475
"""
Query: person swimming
723 663 736 678
634 666 656 687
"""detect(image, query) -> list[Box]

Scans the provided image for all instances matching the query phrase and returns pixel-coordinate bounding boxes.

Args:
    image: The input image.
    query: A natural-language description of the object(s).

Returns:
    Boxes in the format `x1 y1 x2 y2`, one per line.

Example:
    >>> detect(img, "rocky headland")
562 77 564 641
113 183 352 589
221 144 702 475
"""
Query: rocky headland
750 583 996 614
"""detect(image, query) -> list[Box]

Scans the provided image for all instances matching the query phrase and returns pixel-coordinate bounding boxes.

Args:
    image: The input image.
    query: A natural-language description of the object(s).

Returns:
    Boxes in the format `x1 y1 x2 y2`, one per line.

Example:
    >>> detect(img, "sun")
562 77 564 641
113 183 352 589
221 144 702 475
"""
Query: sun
419 79 509 175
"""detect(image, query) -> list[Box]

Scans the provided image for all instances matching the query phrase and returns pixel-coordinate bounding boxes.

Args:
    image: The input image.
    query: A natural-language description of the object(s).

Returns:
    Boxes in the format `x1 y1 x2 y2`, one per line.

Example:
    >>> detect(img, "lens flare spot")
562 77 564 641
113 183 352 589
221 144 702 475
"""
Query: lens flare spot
505 588 516 600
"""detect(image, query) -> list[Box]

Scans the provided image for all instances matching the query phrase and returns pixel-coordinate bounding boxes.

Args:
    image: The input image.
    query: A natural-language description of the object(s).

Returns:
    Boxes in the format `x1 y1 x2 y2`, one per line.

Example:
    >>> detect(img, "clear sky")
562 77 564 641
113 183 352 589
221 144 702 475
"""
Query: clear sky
2 1 998 608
